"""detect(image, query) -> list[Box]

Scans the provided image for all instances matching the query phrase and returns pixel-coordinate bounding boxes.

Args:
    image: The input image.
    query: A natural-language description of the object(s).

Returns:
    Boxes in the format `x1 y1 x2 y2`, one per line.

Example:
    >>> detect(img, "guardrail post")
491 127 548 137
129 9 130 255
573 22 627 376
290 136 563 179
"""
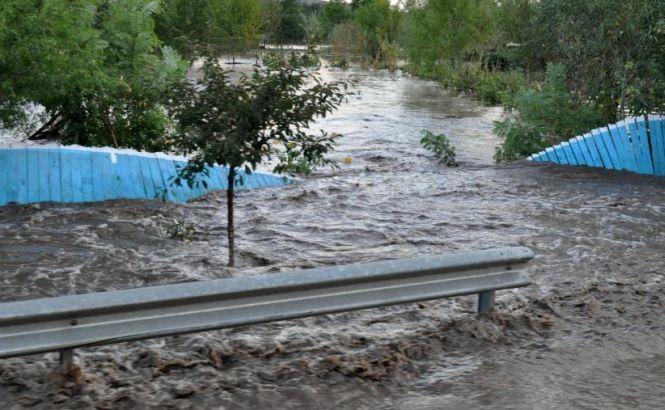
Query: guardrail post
59 349 74 368
477 290 495 313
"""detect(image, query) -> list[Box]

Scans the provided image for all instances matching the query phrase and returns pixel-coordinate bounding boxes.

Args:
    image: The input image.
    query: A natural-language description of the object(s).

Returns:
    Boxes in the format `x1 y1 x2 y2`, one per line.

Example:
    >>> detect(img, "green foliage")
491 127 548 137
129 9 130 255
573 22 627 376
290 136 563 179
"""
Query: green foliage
512 0 665 120
420 130 457 167
407 62 529 105
318 0 351 41
277 148 314 176
166 60 352 265
156 0 262 61
154 0 211 60
402 0 664 161
0 0 186 149
493 117 549 163
330 22 364 61
353 0 400 62
494 64 604 162
261 51 320 69
403 0 491 66
273 0 307 44
166 219 200 242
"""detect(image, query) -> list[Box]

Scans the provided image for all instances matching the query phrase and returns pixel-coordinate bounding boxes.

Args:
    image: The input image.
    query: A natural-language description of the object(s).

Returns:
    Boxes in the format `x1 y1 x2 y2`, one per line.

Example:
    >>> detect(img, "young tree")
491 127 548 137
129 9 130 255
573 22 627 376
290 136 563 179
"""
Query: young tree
403 0 489 66
0 0 185 149
167 61 352 266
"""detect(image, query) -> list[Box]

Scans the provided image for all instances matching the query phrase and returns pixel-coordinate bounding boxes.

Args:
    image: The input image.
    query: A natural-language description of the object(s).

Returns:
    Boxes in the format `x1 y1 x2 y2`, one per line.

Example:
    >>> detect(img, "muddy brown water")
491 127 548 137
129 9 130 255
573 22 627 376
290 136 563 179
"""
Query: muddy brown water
1 66 665 409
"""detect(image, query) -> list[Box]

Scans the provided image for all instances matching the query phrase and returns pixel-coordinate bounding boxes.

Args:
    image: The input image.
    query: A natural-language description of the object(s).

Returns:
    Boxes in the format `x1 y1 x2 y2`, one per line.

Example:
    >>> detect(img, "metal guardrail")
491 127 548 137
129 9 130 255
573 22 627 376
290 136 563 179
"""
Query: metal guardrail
0 247 533 365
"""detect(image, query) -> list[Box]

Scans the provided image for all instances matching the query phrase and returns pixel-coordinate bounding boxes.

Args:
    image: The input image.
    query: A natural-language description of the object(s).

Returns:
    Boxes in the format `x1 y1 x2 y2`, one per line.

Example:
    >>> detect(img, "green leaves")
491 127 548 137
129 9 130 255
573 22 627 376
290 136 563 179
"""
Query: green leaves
166 59 352 183
494 64 604 162
420 130 457 167
0 0 187 149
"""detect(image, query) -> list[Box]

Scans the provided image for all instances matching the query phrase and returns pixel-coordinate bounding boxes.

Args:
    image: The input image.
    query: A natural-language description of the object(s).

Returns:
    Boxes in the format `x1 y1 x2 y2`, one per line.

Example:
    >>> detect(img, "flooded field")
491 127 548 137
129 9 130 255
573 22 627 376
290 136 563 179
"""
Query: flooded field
1 65 665 409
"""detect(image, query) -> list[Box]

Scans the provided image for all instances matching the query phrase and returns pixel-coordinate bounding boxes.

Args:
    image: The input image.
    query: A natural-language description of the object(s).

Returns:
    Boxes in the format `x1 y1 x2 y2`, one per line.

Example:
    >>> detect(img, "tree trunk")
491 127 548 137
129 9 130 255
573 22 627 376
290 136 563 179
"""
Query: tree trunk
101 113 119 149
28 112 64 140
226 166 236 267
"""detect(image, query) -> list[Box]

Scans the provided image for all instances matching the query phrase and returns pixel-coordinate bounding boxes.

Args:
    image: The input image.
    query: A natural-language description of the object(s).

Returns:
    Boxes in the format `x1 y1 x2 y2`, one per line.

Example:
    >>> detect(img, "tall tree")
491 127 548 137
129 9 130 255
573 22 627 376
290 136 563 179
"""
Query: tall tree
354 0 400 60
403 0 489 66
274 0 306 44
520 0 665 120
212 0 262 62
318 0 351 41
156 0 261 61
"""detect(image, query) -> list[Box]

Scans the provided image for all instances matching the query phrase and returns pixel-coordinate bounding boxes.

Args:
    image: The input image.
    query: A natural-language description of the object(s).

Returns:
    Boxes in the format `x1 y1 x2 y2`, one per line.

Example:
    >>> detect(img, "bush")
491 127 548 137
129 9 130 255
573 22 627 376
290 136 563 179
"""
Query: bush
406 62 529 105
276 150 313 176
166 220 200 242
494 64 604 161
493 117 549 162
262 51 320 69
420 130 457 166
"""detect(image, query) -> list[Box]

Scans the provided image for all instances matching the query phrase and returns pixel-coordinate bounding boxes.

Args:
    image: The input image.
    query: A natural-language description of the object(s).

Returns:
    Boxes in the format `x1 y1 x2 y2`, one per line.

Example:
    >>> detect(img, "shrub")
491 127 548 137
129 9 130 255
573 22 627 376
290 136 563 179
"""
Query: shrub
420 130 457 166
166 220 200 242
493 117 549 162
494 64 604 161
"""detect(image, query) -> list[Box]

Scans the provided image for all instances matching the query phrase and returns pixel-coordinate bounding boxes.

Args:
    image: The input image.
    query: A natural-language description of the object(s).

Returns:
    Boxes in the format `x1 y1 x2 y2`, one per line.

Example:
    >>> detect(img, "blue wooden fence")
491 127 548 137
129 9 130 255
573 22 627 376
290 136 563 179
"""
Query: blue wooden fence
528 116 665 177
0 147 292 207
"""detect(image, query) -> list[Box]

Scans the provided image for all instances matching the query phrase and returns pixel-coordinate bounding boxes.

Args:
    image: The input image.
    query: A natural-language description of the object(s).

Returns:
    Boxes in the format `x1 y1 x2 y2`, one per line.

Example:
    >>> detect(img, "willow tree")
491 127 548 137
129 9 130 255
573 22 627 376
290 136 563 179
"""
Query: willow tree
167 61 351 266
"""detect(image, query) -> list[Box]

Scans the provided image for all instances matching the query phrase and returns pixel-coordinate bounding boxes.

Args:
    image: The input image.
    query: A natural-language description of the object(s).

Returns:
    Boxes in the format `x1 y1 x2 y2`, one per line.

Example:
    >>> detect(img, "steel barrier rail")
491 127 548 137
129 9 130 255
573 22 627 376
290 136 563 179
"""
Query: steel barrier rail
0 247 533 363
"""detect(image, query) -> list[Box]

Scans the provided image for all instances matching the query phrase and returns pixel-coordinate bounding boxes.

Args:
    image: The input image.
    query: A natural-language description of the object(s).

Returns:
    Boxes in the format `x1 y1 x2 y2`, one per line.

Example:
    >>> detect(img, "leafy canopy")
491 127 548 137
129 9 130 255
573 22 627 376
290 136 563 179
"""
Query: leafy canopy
156 0 262 60
0 0 186 149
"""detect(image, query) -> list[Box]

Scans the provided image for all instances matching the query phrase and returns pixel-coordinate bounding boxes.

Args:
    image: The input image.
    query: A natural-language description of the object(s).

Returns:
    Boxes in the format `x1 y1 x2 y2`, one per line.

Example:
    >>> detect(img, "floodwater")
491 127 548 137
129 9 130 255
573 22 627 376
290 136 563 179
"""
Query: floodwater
1 63 665 409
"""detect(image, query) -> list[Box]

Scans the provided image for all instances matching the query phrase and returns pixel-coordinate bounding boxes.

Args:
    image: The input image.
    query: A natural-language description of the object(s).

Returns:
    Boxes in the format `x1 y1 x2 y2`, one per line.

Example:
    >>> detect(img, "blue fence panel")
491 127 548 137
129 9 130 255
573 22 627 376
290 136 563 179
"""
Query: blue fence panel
60 149 75 202
581 134 603 168
168 160 192 203
0 150 10 205
634 119 655 175
571 136 592 166
1 147 292 207
26 150 40 203
90 152 112 202
607 123 638 172
590 129 615 169
46 149 62 202
36 150 52 202
552 146 568 165
627 119 651 175
569 138 588 166
598 128 623 170
561 142 579 165
155 158 180 202
648 118 665 177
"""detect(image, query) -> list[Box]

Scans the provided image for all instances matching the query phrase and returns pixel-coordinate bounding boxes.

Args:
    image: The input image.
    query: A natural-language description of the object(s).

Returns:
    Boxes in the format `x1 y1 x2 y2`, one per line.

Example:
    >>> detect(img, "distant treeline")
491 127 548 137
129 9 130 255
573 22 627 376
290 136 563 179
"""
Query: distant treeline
155 0 665 160
1 0 663 160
